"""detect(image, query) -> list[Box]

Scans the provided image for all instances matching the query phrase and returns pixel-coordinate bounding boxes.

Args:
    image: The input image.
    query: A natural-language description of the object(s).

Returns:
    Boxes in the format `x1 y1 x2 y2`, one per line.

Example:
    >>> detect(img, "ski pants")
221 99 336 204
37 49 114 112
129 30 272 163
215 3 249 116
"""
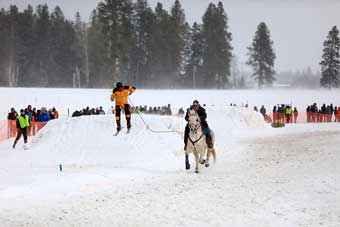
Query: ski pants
115 104 131 129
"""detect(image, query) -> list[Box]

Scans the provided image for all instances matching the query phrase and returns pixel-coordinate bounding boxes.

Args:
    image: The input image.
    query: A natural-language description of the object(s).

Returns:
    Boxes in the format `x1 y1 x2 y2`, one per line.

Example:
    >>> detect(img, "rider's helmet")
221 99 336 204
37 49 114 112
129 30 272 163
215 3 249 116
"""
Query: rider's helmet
116 82 123 89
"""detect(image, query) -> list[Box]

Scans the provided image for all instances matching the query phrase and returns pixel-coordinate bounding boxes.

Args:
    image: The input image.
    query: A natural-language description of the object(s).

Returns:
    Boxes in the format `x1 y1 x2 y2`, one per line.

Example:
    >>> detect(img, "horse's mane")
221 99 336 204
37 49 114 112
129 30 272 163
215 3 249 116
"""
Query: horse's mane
188 109 197 117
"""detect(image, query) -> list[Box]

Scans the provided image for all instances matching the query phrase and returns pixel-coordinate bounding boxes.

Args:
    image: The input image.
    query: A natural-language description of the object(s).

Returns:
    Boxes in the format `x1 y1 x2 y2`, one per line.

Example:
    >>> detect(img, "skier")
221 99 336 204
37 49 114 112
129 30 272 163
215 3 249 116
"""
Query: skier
111 82 136 133
12 109 30 149
184 100 213 151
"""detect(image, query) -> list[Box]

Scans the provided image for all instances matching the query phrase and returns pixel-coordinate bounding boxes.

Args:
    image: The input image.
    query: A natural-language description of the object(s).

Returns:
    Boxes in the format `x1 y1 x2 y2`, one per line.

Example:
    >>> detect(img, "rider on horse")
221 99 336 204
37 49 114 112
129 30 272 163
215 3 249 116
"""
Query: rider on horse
184 100 214 150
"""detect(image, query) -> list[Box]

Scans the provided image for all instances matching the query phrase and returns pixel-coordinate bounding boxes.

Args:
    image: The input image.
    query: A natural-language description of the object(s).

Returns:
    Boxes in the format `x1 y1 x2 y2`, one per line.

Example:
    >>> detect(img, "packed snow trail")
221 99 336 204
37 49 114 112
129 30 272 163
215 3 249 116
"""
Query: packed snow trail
0 107 339 226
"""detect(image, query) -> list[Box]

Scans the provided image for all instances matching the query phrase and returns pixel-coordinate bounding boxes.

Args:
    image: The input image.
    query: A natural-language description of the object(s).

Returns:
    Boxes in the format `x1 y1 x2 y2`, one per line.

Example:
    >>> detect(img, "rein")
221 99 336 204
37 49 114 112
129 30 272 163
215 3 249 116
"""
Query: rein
188 132 205 145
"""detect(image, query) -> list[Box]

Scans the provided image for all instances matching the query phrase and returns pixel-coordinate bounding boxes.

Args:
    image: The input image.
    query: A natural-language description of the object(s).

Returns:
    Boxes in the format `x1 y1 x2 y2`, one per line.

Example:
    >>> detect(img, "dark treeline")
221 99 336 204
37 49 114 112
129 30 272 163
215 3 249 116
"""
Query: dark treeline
0 1 338 89
0 5 82 87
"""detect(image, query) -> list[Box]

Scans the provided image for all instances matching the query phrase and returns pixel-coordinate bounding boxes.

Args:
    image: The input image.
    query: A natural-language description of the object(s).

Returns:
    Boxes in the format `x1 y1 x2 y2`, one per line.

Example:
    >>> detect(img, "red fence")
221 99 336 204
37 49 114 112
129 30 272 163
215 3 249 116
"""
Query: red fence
0 120 47 142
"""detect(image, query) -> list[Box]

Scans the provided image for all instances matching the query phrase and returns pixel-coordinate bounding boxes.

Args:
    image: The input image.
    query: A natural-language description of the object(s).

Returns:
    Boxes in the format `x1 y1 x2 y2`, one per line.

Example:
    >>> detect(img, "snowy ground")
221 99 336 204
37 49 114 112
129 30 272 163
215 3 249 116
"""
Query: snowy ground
0 88 339 227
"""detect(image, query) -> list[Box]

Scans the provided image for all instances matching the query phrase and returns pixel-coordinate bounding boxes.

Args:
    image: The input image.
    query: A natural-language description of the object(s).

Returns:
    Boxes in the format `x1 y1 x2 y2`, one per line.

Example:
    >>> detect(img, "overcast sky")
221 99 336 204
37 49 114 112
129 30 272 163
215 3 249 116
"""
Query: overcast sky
1 0 340 73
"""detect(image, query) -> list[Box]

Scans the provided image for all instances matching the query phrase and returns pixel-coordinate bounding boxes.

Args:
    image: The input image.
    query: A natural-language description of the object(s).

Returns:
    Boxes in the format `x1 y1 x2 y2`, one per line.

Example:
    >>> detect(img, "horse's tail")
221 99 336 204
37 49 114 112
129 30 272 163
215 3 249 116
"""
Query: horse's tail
209 148 216 163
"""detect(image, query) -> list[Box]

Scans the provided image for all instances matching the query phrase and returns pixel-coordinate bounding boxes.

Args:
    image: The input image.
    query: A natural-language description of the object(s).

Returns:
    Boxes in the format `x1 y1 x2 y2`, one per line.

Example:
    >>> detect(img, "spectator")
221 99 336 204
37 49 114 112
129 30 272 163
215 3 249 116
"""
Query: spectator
98 106 105 115
165 104 172 115
25 105 33 122
311 103 318 123
7 108 18 120
334 106 338 122
178 107 185 116
285 105 292 123
52 107 59 119
272 106 278 122
293 107 298 123
49 109 55 120
306 106 311 123
254 106 258 112
32 108 37 122
38 108 50 122
259 105 266 117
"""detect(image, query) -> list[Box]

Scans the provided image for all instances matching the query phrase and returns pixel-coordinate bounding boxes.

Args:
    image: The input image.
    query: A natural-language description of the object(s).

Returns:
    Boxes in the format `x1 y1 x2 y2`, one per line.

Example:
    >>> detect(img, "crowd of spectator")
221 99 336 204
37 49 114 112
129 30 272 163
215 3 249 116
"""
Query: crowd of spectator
306 103 339 123
253 104 298 124
7 105 59 122
252 103 340 124
72 106 106 117
132 104 173 116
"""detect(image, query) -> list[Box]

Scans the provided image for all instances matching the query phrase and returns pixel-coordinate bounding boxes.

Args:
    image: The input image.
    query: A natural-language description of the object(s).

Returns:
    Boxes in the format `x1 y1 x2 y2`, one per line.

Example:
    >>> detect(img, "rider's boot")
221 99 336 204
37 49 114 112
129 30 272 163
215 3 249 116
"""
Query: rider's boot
116 121 121 131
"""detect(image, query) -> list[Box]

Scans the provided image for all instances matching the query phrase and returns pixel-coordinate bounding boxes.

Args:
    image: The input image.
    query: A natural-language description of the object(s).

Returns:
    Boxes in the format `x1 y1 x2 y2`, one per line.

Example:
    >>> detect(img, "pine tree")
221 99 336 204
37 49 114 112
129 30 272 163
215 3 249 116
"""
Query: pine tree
320 26 340 88
184 22 204 88
0 8 10 86
34 4 51 86
97 0 122 82
119 0 135 83
87 9 113 87
16 5 35 86
7 5 20 87
247 22 276 88
169 0 186 85
97 0 136 84
148 3 171 88
202 2 232 88
74 12 89 87
132 0 155 87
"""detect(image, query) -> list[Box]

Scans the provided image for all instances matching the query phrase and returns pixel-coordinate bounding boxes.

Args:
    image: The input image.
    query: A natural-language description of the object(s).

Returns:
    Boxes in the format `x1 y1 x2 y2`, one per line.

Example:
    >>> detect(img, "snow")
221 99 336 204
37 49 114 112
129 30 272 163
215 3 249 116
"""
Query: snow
0 88 339 227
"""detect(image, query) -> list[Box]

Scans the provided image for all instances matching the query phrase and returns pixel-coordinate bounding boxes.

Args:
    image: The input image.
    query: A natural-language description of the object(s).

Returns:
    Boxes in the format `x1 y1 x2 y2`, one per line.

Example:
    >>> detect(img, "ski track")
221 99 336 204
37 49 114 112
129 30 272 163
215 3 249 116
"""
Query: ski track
0 124 339 227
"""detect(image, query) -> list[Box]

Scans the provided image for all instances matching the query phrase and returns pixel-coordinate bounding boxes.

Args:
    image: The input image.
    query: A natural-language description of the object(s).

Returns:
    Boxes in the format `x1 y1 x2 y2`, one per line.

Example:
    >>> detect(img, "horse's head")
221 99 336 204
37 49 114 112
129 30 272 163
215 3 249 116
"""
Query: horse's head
188 109 201 132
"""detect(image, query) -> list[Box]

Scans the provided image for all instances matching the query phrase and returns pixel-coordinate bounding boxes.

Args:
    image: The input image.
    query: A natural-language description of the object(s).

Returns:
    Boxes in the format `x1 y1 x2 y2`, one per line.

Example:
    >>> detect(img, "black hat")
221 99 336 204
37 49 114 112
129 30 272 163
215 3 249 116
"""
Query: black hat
116 82 123 88
193 100 199 104
20 109 25 113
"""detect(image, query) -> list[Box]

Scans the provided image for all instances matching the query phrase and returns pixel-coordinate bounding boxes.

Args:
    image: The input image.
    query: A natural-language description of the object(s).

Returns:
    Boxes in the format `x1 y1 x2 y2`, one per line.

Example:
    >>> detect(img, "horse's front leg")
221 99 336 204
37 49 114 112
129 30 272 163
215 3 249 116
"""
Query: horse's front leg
205 149 210 168
185 153 190 170
194 151 199 173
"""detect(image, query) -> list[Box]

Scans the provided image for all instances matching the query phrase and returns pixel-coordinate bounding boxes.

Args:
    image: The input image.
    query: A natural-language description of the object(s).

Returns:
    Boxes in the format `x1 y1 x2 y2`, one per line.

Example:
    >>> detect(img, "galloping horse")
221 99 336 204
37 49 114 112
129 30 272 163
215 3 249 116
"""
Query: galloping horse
185 109 216 173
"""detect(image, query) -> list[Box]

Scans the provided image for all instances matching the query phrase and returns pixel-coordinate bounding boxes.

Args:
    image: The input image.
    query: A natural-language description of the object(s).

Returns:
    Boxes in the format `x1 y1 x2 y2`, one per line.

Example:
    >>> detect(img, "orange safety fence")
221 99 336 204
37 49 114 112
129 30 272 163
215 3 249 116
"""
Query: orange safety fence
0 120 47 143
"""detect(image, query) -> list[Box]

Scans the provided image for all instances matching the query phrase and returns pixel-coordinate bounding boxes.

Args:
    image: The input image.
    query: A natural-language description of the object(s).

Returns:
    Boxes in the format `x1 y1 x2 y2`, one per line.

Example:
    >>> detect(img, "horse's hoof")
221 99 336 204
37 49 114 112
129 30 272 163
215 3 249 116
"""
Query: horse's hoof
195 170 199 174
205 163 210 168
185 163 191 170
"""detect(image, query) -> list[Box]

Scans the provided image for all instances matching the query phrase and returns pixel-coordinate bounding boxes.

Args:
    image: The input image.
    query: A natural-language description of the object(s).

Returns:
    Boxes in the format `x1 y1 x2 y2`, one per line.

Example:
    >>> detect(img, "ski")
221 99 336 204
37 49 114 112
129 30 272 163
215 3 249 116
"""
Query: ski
114 127 124 136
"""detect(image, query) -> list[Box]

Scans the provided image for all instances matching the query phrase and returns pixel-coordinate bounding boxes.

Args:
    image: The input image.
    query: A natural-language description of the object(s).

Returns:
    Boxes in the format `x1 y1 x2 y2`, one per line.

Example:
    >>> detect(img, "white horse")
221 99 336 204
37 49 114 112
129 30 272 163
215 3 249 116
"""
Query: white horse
185 109 216 173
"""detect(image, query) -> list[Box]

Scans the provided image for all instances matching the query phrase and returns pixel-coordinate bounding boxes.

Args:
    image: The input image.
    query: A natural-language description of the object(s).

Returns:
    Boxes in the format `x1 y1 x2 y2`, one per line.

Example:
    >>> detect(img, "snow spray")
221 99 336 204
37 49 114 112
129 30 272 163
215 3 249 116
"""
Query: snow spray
59 164 63 172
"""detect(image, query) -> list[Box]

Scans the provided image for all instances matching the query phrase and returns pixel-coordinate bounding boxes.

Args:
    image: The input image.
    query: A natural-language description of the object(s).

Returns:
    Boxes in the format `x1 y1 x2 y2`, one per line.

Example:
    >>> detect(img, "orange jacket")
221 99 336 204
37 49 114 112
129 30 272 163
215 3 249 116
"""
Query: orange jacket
111 86 136 108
